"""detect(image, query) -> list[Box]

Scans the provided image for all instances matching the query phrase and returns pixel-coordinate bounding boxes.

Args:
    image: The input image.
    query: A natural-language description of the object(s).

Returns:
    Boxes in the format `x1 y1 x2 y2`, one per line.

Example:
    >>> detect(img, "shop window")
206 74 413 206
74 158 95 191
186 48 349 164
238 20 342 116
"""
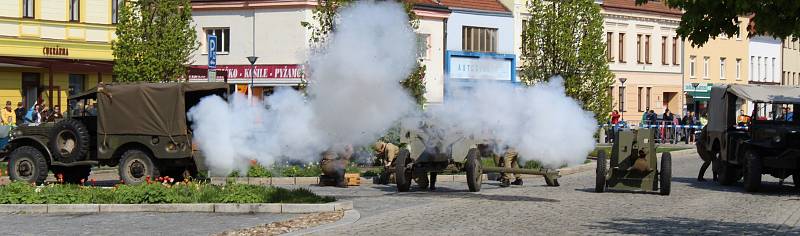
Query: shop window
416 33 430 59
618 33 625 63
70 0 80 22
204 28 230 53
69 74 86 97
462 26 497 53
112 0 123 24
23 0 34 18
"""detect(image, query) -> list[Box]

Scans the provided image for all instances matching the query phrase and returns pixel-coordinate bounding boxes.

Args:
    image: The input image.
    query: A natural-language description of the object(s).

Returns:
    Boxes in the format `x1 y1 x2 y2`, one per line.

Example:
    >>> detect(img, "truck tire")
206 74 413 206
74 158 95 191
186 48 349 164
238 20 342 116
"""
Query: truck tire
119 149 159 185
595 150 607 193
793 172 799 190
465 148 482 192
51 165 92 184
395 149 411 192
8 146 49 185
48 119 90 163
659 152 672 195
743 150 762 192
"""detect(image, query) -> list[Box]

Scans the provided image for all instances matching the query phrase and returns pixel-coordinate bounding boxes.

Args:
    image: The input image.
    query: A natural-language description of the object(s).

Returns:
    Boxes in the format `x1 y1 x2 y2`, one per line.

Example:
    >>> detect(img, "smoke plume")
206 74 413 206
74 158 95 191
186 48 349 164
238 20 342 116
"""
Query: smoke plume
188 1 416 174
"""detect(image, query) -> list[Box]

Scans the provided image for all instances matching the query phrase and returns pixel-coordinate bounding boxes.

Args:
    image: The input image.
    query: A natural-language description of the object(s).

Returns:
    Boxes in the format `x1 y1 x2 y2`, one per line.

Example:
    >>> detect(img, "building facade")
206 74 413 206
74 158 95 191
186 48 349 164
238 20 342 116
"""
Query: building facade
439 0 515 99
602 0 683 123
683 17 750 116
748 35 782 85
0 0 116 112
190 0 450 103
783 36 800 86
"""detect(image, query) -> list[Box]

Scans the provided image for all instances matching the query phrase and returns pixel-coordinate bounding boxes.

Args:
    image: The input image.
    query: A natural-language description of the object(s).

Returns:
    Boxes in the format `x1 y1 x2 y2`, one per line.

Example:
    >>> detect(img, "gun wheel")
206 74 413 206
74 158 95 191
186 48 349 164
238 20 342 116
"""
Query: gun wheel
595 150 607 193
395 149 412 192
465 148 482 192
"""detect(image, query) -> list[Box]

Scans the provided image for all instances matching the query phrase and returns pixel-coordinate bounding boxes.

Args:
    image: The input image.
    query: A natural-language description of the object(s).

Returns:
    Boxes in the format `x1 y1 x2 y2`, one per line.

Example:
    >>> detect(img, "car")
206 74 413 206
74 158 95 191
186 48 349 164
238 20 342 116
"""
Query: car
697 84 800 192
0 82 228 185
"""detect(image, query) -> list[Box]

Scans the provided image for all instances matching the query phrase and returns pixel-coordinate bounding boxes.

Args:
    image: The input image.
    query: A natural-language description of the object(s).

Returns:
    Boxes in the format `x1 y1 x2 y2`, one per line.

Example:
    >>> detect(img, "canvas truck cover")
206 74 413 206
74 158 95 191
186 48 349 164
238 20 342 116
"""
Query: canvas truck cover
96 82 227 136
707 86 728 133
726 84 800 104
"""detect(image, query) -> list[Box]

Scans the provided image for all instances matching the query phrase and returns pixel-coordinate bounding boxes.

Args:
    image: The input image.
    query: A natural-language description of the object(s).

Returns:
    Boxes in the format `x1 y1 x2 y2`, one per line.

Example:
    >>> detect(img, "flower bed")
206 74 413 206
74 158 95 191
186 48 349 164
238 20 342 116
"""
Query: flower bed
0 181 335 204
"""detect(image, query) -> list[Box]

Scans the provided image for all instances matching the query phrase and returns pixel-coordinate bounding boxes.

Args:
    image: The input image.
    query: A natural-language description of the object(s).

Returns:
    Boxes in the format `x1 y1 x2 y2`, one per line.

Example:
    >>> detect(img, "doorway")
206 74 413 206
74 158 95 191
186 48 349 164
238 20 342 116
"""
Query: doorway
21 72 40 108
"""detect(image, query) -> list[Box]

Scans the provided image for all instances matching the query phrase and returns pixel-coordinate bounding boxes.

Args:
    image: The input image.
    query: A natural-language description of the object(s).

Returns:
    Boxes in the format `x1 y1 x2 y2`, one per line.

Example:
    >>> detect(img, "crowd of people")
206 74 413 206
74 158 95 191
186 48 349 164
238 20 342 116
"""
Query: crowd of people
606 107 708 144
0 100 64 127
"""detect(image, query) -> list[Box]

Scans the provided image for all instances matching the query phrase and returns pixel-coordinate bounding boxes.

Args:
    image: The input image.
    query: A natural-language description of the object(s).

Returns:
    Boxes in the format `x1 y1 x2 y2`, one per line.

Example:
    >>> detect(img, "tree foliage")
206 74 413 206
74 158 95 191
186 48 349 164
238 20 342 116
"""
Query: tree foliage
636 0 800 46
300 0 426 105
520 0 615 122
112 0 198 82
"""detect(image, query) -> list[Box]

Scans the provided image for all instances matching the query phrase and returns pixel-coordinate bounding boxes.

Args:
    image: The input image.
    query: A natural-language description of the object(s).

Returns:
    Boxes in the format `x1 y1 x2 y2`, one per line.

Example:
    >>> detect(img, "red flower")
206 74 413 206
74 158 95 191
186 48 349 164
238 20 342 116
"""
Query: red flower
145 176 151 184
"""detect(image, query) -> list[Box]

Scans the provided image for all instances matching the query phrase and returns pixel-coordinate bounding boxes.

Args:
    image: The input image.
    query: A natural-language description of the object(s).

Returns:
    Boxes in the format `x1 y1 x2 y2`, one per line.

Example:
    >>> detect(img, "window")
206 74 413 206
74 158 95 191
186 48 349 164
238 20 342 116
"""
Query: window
521 20 528 55
735 24 741 40
69 74 86 97
689 56 696 78
646 87 651 110
416 33 430 59
23 0 34 18
636 34 642 63
751 56 755 81
720 58 726 79
607 32 613 62
618 33 625 62
204 28 230 53
703 57 709 78
112 0 122 24
736 58 741 80
772 58 776 83
672 36 679 65
462 26 497 53
758 57 762 81
637 87 643 112
70 0 80 22
645 35 651 64
661 36 667 65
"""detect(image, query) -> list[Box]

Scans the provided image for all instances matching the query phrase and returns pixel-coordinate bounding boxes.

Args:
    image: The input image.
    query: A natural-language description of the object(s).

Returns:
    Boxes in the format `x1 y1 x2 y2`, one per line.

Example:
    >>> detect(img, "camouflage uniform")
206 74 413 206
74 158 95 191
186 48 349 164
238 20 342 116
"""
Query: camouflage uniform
500 147 523 187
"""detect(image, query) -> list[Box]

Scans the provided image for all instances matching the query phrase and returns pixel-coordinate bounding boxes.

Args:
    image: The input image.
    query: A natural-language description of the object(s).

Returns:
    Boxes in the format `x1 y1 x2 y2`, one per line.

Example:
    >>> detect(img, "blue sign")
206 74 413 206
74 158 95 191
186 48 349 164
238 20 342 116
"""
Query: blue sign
207 35 217 69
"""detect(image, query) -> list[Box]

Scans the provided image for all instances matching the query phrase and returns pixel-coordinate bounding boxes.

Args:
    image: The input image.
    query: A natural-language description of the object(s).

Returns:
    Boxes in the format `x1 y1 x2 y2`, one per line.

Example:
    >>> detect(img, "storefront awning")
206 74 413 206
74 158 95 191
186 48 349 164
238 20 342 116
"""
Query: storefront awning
685 83 712 101
0 56 113 73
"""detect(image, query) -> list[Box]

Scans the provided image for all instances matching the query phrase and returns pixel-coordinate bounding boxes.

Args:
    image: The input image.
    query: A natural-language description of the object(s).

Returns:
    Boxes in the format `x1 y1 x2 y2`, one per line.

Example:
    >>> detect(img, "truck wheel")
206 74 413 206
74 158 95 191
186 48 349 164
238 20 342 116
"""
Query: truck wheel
119 149 159 185
793 172 799 190
595 150 607 193
395 149 411 192
659 152 672 195
743 150 762 192
48 119 90 163
52 165 92 184
8 146 49 185
465 148 482 192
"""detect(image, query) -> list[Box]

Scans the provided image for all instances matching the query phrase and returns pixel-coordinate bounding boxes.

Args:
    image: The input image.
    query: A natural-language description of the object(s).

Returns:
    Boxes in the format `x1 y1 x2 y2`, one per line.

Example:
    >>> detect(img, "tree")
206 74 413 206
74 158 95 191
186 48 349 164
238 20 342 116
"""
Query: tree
113 0 198 82
635 0 800 47
301 0 427 105
520 0 615 122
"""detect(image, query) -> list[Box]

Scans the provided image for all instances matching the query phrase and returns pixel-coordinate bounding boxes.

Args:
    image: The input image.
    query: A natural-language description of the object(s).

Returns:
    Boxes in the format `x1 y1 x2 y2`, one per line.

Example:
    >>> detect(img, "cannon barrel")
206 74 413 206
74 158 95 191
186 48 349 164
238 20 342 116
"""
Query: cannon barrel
482 166 560 176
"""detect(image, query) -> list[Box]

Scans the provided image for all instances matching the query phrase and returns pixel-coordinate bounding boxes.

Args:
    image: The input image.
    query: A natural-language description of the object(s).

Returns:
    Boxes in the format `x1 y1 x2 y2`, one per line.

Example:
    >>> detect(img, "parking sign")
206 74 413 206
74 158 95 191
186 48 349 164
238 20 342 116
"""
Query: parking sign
208 35 217 69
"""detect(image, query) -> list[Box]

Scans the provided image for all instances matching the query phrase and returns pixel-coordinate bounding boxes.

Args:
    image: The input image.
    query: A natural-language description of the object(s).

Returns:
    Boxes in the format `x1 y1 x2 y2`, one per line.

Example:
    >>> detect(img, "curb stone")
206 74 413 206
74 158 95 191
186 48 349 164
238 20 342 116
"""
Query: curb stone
0 201 352 214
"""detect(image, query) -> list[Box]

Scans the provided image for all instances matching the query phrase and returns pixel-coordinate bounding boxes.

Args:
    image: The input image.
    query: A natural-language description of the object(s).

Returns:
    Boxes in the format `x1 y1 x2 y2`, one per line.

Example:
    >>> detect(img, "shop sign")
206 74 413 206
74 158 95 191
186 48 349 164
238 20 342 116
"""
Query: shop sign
43 45 69 56
449 56 511 81
684 83 712 92
188 64 303 80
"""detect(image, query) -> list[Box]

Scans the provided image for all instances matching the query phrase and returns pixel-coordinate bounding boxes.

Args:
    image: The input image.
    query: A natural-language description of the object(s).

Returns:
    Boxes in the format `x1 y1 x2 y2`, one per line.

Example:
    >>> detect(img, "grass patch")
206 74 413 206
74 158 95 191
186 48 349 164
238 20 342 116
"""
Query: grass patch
589 146 689 157
0 181 335 204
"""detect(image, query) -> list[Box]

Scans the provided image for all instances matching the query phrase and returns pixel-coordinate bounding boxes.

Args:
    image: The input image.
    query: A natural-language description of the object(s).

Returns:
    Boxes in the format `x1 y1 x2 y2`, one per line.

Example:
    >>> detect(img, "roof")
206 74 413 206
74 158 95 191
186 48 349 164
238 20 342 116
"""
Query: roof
439 0 509 13
602 0 682 17
724 84 800 104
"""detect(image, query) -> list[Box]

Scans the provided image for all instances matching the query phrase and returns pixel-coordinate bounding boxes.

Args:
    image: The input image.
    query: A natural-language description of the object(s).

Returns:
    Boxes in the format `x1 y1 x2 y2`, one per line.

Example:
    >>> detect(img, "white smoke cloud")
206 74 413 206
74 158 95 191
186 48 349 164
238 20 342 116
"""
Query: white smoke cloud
416 75 597 168
187 1 417 175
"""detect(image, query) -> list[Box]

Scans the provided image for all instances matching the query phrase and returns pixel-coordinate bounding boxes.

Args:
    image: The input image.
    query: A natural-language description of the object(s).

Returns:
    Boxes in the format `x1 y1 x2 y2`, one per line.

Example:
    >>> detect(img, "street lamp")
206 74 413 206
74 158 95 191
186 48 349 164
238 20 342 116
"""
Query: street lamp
618 78 627 121
246 56 259 100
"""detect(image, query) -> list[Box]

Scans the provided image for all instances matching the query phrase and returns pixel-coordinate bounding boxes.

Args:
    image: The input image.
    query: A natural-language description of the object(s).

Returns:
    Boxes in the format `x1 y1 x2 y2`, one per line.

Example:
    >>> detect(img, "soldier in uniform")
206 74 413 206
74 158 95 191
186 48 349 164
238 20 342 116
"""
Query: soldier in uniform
320 144 353 188
499 147 524 187
373 141 400 185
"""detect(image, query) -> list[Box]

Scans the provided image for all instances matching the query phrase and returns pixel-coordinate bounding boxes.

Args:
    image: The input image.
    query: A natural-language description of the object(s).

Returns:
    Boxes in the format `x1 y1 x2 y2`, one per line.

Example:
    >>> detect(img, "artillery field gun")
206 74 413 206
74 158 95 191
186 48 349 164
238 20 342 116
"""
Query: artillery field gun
390 125 560 192
595 128 672 195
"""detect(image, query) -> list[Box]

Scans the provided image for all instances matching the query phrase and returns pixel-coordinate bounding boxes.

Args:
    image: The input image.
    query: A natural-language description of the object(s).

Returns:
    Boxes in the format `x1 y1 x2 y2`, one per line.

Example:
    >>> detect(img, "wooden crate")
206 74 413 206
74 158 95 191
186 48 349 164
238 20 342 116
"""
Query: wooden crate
320 173 361 186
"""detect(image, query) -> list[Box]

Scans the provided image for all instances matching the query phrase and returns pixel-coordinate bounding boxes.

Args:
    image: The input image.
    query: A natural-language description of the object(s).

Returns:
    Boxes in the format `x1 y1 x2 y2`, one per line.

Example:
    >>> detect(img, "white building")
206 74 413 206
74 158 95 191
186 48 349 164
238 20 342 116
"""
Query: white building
439 0 516 98
189 0 450 103
748 35 782 84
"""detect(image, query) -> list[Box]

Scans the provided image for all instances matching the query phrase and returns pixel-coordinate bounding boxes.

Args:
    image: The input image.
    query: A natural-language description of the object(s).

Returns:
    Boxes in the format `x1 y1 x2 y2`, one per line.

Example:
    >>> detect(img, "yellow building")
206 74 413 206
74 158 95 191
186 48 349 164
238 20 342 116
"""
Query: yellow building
0 0 116 115
683 17 750 115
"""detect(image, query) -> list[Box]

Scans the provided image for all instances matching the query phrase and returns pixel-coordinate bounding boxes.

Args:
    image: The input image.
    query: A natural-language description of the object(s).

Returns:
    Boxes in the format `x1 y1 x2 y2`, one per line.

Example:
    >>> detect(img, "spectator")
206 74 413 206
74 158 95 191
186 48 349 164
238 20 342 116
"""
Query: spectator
641 107 650 126
684 111 695 143
700 112 709 127
14 102 25 126
611 110 620 125
1 101 14 126
46 105 63 122
25 104 42 124
647 110 657 126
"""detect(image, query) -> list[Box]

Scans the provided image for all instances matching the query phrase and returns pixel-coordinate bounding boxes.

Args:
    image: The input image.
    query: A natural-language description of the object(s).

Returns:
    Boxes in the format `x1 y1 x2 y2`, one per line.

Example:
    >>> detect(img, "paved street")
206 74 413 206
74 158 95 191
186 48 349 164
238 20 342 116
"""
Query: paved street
0 151 798 235
306 152 800 235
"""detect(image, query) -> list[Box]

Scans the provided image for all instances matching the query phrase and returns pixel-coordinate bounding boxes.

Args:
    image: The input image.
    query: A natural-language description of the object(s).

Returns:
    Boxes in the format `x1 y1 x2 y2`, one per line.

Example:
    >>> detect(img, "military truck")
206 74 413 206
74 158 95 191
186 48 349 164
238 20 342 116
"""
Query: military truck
696 84 800 192
0 82 228 185
393 125 560 192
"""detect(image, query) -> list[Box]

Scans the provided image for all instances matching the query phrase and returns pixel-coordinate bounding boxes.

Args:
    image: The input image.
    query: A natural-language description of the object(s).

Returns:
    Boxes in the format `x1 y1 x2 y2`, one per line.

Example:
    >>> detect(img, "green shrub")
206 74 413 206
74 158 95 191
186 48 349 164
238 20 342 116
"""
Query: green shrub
0 181 334 204
362 168 382 177
247 164 273 177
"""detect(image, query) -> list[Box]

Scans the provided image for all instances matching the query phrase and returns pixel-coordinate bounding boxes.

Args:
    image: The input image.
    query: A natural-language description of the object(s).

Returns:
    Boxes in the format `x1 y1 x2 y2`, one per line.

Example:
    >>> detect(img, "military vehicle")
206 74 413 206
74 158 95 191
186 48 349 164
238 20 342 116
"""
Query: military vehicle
696 84 800 192
0 82 228 185
391 126 560 192
596 128 672 195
